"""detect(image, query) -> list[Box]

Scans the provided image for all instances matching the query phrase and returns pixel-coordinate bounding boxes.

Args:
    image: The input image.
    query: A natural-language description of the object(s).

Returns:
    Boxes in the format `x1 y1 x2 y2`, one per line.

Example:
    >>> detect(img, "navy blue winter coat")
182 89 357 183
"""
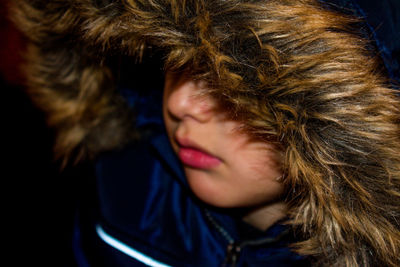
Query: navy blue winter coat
72 86 309 266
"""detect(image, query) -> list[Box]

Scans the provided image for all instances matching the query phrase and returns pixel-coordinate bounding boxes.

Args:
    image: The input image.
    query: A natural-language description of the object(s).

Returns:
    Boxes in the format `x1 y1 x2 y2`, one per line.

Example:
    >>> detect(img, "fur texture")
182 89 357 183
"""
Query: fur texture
13 0 400 265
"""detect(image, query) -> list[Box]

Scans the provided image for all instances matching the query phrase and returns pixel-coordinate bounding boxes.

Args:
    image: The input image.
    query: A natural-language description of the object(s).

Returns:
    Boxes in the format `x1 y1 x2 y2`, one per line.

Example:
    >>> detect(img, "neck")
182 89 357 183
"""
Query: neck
241 201 287 231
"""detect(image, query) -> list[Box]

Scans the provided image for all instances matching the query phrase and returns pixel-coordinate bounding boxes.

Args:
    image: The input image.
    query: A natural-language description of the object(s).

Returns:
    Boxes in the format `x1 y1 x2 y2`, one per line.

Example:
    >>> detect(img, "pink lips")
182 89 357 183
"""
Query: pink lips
176 138 221 169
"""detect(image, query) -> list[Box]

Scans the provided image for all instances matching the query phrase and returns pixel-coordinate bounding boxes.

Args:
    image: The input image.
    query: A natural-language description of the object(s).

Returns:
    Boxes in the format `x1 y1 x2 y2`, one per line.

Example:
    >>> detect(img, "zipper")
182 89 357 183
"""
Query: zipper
204 209 239 266
204 209 291 267
223 242 241 267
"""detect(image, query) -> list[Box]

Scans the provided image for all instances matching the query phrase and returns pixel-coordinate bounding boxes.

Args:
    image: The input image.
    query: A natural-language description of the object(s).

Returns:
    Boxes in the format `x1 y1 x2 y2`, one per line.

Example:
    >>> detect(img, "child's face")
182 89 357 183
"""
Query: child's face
163 72 284 208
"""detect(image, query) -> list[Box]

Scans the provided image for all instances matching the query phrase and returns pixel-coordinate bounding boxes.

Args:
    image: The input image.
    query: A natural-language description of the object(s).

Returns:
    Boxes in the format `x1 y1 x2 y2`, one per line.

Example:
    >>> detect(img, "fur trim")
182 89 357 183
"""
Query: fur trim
13 0 400 265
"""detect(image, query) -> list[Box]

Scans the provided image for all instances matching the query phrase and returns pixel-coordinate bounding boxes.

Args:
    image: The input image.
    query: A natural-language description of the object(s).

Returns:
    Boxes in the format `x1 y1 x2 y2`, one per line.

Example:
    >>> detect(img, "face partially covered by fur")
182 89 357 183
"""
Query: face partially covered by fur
13 0 400 266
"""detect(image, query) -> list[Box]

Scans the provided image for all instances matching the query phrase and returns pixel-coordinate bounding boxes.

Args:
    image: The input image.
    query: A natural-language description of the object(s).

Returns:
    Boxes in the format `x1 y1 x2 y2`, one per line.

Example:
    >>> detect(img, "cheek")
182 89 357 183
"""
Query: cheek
228 138 282 180
233 155 283 190
164 117 179 153
163 112 172 136
249 152 282 181
162 96 175 140
227 145 284 202
233 170 284 207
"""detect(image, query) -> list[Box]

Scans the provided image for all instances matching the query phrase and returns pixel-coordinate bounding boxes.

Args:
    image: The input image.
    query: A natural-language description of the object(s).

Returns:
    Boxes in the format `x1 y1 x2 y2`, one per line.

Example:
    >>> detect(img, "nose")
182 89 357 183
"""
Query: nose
164 74 214 123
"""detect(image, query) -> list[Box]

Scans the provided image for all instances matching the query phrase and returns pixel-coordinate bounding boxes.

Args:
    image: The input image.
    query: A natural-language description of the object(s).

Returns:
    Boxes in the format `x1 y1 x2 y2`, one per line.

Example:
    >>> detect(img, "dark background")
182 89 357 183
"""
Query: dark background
1 0 81 265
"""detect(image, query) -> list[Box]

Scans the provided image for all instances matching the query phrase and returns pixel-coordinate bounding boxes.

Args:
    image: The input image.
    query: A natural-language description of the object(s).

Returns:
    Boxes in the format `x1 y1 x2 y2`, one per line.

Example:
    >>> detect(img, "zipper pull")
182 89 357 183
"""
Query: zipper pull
222 242 241 267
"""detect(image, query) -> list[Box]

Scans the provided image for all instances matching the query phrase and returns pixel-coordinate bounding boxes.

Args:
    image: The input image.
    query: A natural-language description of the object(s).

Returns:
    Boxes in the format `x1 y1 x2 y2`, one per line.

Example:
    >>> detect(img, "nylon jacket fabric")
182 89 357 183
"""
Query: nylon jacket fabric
73 86 309 266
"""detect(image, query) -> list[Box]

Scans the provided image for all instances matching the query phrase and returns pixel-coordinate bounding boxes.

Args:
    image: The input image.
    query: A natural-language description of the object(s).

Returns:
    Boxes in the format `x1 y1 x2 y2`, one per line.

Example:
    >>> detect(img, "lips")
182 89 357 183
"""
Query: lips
176 137 222 169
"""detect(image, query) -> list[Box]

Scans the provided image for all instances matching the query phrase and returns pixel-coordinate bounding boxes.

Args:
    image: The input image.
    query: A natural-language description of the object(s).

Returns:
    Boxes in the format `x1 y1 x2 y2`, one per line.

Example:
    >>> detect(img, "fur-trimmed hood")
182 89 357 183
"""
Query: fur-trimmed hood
13 0 400 266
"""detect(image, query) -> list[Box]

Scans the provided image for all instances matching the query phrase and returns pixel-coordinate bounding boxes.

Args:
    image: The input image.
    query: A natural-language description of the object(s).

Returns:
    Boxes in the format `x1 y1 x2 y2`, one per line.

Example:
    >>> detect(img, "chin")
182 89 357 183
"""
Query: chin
185 171 235 208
